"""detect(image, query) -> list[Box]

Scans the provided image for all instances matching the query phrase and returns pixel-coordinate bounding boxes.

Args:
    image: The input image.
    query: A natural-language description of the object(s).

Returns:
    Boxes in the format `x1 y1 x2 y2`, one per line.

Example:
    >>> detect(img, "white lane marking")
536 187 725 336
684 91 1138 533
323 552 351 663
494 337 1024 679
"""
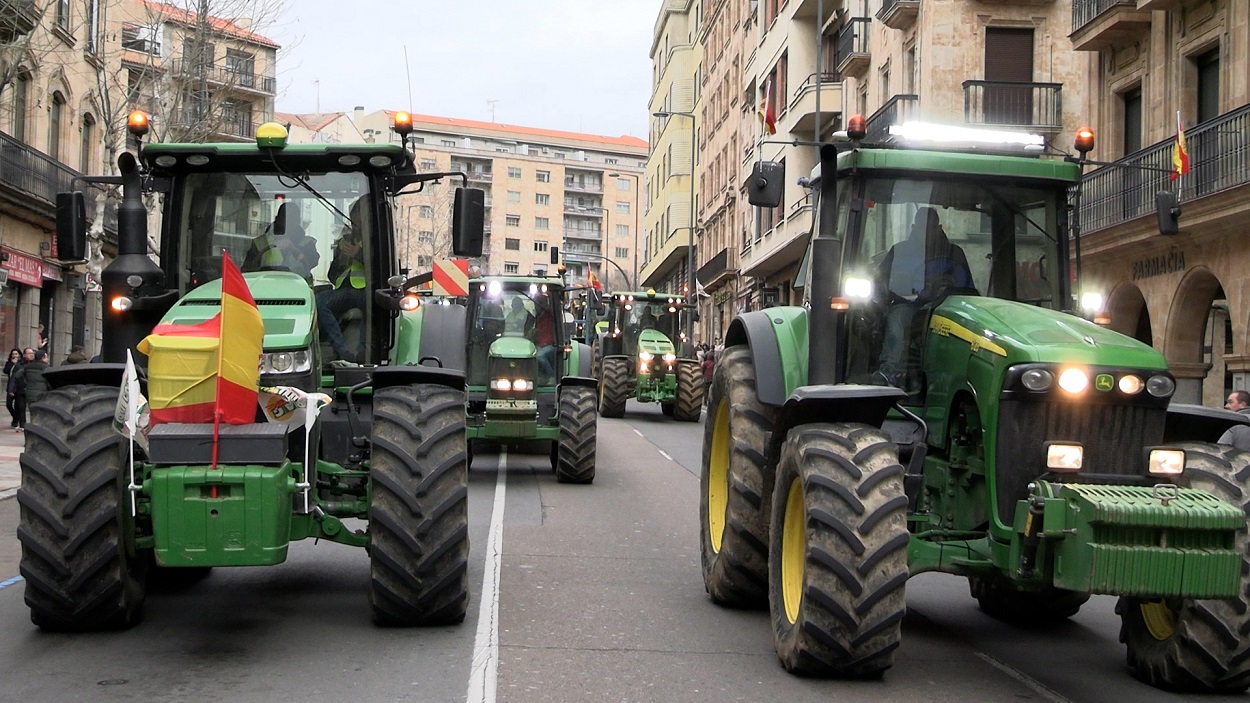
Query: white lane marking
0 488 16 501
467 448 507 703
0 575 22 590
975 652 1072 703
633 428 644 437
658 449 674 462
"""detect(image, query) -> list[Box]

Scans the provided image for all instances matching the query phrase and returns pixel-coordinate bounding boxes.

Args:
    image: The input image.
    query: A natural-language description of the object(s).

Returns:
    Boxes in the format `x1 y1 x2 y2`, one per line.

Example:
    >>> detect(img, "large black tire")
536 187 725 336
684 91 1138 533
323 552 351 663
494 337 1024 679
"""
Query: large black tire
555 385 597 484
660 402 675 417
598 357 629 418
671 359 703 422
17 385 147 631
1117 442 1250 693
768 423 909 677
972 580 1089 623
699 346 778 608
369 384 470 626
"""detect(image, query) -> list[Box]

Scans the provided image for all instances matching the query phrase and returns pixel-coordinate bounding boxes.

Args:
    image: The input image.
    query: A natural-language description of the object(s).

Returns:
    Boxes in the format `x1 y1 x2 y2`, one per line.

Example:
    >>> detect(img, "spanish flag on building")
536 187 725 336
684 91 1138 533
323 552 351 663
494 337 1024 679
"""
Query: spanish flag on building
1171 110 1190 182
137 251 263 426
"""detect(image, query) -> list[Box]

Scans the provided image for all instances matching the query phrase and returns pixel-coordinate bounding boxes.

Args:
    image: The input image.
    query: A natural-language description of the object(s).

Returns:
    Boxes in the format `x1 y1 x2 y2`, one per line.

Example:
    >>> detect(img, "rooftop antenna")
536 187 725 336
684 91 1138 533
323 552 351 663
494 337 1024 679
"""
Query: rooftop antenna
313 79 320 113
487 99 499 122
403 45 414 113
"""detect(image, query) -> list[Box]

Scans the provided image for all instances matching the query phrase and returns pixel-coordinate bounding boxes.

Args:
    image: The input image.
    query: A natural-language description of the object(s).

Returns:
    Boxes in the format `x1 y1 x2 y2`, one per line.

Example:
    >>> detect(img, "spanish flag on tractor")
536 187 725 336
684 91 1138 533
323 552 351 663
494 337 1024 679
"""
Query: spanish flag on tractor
138 251 264 425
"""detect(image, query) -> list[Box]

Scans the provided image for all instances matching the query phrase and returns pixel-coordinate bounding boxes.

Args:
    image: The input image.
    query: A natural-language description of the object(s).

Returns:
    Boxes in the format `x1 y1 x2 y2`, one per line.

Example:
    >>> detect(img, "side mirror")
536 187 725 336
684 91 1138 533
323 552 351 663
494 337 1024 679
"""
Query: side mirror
1156 191 1180 235
747 161 784 208
55 191 88 262
452 187 485 257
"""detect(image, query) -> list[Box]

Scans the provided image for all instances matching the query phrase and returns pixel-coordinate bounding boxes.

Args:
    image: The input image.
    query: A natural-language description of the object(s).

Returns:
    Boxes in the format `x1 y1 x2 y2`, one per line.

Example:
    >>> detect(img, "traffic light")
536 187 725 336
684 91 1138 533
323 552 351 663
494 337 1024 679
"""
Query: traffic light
550 246 559 265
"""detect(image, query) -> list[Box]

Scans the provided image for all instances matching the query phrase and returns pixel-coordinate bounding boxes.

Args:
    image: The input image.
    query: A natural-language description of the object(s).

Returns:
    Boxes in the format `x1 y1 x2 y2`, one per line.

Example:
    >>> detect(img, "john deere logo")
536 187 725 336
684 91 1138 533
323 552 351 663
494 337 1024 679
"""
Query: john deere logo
1095 374 1114 392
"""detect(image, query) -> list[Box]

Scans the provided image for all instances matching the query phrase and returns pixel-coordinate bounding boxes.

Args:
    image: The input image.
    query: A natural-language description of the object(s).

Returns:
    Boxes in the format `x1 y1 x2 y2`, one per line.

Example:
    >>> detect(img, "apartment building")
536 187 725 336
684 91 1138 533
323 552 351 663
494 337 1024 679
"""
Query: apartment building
275 111 364 144
642 0 701 301
1072 0 1250 406
353 109 647 287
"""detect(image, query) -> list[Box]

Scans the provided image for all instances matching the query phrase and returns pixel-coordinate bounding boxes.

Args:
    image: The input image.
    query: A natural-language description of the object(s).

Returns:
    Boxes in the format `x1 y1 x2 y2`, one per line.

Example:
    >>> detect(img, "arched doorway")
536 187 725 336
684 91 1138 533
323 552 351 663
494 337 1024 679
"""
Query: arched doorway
1106 282 1153 346
1164 267 1227 405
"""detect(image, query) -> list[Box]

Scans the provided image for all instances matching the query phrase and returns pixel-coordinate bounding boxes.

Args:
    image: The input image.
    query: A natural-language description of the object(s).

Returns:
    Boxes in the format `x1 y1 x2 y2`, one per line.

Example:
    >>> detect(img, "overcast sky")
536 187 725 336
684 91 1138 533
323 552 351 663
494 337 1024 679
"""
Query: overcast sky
268 0 658 140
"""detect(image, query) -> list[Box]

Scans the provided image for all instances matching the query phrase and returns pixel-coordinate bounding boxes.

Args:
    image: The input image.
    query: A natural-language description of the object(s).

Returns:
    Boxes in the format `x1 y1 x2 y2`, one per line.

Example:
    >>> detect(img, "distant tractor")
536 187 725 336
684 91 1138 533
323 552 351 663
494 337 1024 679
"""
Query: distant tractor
18 112 484 630
701 119 1250 692
463 275 598 483
593 290 702 421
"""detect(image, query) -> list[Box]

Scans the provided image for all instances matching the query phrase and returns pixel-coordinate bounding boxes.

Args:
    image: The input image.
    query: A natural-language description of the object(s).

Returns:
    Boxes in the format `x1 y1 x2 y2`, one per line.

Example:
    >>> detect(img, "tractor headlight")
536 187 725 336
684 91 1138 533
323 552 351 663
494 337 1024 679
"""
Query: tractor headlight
1118 375 1145 395
1045 442 1083 471
1148 448 1185 476
262 348 312 374
512 379 531 392
492 378 513 391
1020 368 1054 392
639 362 649 374
639 351 654 362
1146 374 1176 398
663 353 676 363
1057 368 1089 394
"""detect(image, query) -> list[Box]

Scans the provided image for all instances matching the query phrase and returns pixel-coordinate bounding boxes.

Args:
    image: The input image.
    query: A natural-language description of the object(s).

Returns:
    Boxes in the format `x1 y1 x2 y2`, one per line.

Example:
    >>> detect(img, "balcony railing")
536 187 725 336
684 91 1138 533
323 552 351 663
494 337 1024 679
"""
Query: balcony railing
0 130 114 232
877 0 919 30
836 17 871 77
1079 103 1250 233
865 94 919 143
563 228 603 240
466 171 493 183
0 0 39 40
1072 0 1137 35
564 180 603 193
789 72 842 111
169 59 276 94
564 206 603 217
697 247 731 285
963 80 1062 132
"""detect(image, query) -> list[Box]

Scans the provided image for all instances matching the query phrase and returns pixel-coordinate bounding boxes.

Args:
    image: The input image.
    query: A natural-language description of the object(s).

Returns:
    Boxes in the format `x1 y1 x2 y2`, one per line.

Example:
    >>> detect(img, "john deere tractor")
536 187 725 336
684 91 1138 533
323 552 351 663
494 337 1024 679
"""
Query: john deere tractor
463 275 597 483
594 290 702 421
17 113 485 630
700 121 1250 691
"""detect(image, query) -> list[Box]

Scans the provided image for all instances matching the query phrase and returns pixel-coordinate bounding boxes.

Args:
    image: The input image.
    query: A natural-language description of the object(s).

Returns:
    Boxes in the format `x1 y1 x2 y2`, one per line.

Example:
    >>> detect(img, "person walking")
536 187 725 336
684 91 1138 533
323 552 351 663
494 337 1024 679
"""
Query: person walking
4 348 20 428
1218 390 1250 451
10 347 33 431
702 345 717 406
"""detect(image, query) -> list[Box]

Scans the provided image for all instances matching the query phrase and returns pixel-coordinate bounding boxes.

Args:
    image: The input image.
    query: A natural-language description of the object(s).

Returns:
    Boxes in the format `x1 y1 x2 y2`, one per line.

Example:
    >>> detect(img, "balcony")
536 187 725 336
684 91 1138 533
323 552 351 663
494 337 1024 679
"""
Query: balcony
877 0 919 30
1080 103 1250 233
564 228 603 241
696 247 736 289
0 131 113 234
564 205 603 217
786 73 843 136
466 171 493 184
0 0 39 41
963 80 1063 133
166 111 254 142
564 179 603 194
865 94 919 143
1070 0 1151 52
1137 0 1180 9
168 59 276 95
836 18 871 79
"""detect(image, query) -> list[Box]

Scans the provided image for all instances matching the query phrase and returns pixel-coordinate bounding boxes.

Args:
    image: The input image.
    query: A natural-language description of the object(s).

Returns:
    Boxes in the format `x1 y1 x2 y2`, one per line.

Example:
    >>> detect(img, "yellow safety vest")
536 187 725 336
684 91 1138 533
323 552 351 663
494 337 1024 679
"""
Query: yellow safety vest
334 259 366 290
251 232 285 267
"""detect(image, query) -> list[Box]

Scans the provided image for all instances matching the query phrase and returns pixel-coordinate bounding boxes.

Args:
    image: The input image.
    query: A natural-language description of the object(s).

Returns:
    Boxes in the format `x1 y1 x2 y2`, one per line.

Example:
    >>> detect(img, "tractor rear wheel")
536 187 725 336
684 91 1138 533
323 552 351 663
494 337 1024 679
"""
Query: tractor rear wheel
555 385 596 484
598 357 629 418
671 359 703 422
17 385 147 631
1117 442 1250 693
769 423 909 677
369 384 470 626
700 346 778 608
973 581 1089 623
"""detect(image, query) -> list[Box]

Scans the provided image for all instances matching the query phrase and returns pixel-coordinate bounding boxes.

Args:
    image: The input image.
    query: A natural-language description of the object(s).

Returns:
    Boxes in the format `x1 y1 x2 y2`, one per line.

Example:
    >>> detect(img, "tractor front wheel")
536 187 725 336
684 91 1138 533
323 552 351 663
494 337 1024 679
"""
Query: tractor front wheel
555 385 597 484
369 384 470 626
1117 442 1250 693
768 423 909 677
17 384 147 631
671 359 703 422
598 357 629 418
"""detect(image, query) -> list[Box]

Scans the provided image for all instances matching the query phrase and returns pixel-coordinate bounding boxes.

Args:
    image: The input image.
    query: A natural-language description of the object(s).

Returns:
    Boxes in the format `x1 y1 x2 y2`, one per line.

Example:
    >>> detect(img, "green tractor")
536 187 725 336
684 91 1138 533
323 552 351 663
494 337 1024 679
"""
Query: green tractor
18 115 486 630
463 275 597 483
593 290 702 421
701 122 1250 691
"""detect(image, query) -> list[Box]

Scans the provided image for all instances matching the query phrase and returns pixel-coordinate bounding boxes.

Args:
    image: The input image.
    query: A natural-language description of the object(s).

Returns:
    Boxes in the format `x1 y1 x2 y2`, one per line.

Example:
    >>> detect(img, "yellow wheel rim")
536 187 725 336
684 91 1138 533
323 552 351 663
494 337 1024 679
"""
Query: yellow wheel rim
707 397 730 553
781 477 806 624
1140 600 1177 641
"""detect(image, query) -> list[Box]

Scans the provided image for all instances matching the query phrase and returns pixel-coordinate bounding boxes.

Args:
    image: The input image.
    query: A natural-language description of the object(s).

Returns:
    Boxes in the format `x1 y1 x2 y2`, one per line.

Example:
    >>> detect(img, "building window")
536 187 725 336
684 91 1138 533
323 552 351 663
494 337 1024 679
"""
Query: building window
86 0 100 53
417 255 432 267
418 231 434 243
48 92 65 162
616 202 630 214
441 139 455 147
1122 85 1142 155
536 193 549 205
1196 46 1220 123
505 238 520 250
535 217 549 230
504 262 519 274
616 224 630 237
496 147 510 153
606 158 618 165
79 113 95 174
121 24 160 55
56 0 69 29
536 170 550 183
615 247 629 258
553 152 565 159
420 158 436 171
508 166 522 178
617 178 631 191
419 205 433 218
225 49 256 87
507 190 521 203
506 215 520 227
534 241 548 252
12 71 29 142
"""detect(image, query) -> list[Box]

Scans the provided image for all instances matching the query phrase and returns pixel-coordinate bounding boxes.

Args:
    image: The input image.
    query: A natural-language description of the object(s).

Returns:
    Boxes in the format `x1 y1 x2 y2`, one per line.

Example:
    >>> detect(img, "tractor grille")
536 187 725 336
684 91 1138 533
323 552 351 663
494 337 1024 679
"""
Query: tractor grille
995 400 1165 523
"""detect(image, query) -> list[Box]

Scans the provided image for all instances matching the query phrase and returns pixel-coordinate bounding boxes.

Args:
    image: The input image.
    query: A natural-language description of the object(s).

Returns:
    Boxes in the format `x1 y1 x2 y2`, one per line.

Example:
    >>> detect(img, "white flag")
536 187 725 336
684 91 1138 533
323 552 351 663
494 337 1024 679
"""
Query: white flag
258 386 331 431
113 350 150 453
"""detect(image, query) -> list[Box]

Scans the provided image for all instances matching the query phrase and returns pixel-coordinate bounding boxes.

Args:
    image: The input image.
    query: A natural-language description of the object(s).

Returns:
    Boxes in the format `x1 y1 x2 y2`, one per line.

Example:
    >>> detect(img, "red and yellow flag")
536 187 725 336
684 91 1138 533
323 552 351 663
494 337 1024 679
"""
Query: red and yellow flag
1171 111 1190 182
758 77 777 136
138 251 263 426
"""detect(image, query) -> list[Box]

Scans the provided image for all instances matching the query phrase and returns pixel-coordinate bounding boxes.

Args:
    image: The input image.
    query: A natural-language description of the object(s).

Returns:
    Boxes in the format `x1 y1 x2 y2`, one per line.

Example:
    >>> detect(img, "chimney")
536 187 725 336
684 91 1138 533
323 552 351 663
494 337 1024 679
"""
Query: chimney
354 105 364 125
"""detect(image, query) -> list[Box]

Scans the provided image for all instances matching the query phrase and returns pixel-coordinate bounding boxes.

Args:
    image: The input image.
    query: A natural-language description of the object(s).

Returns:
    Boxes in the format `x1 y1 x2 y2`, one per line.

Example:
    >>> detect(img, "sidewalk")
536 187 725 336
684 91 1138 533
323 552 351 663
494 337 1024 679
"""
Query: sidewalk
0 428 22 500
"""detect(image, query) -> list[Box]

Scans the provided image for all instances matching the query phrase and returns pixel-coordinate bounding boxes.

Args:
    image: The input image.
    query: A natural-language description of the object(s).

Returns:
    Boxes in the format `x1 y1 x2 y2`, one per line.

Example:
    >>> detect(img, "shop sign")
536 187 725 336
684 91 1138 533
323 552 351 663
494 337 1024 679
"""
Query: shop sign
42 263 62 282
1131 250 1186 281
2 248 43 287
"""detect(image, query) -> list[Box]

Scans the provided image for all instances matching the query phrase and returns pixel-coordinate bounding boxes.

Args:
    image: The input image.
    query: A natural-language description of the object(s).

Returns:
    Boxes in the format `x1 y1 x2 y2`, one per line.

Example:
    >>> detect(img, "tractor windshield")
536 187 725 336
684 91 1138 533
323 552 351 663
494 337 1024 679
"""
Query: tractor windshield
174 171 373 292
619 297 682 355
466 280 562 387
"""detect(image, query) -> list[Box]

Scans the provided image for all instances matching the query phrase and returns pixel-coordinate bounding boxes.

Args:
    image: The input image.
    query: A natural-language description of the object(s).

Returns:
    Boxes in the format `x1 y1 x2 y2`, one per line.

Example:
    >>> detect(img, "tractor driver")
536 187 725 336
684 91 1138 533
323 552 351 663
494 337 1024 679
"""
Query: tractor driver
533 294 558 384
317 199 368 363
244 202 319 281
638 305 658 331
876 206 974 387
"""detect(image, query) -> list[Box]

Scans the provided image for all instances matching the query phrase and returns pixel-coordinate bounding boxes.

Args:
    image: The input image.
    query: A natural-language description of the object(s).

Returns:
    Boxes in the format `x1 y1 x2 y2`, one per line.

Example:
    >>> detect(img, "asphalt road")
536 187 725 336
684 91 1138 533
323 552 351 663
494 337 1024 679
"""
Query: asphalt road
0 399 1242 701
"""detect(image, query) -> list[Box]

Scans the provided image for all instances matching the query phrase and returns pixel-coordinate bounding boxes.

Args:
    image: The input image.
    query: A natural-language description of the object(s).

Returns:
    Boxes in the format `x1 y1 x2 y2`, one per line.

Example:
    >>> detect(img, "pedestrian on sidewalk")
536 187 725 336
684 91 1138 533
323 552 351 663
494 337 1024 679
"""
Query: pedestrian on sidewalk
62 345 88 365
1219 390 1250 451
4 348 19 429
10 347 32 431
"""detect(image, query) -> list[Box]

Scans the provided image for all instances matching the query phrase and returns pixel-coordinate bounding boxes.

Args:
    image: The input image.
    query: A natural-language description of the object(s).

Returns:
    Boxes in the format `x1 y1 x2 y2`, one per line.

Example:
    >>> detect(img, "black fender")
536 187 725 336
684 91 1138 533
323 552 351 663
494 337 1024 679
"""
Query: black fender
724 310 787 407
1164 403 1250 444
372 365 466 392
417 302 467 372
766 384 908 474
573 341 592 378
559 376 597 390
45 363 127 391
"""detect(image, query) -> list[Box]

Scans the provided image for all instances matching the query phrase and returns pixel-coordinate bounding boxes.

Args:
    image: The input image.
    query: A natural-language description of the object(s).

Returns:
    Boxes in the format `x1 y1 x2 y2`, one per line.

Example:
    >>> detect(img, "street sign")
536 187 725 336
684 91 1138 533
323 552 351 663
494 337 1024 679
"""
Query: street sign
432 258 470 297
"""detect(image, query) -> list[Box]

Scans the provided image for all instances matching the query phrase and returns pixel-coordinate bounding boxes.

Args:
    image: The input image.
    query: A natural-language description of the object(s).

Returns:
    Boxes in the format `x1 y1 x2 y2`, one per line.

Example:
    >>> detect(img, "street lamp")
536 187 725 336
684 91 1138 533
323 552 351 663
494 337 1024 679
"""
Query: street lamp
608 171 641 292
652 110 697 345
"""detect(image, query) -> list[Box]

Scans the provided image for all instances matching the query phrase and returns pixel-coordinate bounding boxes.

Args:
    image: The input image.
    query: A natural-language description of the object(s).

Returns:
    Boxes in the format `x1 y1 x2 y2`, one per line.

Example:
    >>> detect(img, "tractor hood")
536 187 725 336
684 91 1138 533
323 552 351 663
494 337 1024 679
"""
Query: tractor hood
158 272 316 350
934 296 1167 370
490 336 537 359
637 328 675 356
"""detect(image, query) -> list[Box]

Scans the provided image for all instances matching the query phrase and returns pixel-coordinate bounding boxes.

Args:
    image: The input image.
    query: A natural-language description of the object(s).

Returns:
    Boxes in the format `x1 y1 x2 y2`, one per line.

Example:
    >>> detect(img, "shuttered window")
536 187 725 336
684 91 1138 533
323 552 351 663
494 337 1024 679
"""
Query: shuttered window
984 28 1034 126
